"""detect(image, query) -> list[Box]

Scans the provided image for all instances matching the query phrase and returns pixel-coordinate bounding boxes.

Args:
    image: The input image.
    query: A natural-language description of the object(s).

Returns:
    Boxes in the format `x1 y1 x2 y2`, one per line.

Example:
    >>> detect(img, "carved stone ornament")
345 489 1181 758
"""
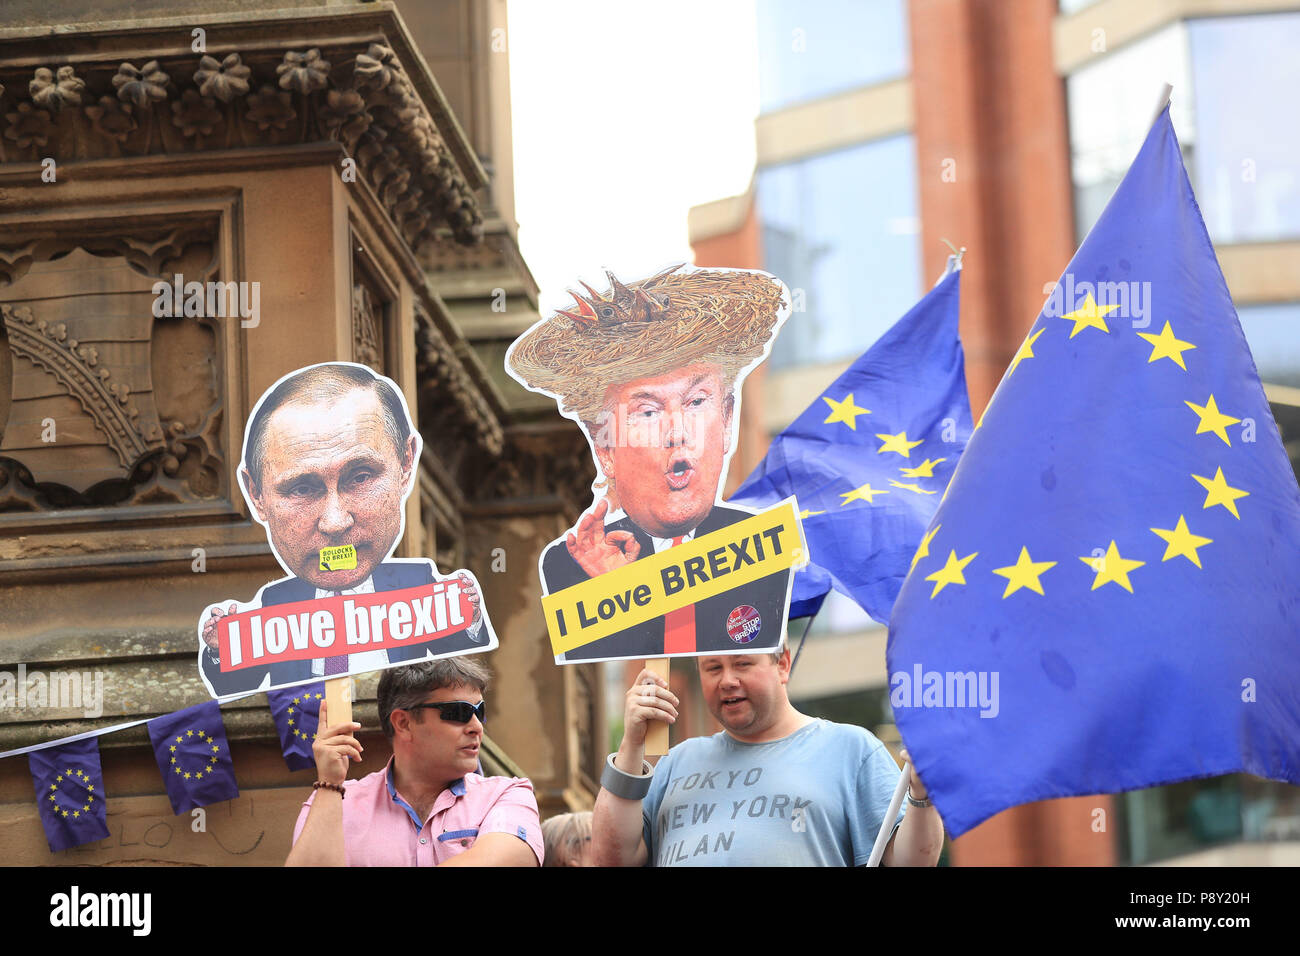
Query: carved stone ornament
352 283 384 374
0 43 483 246
0 229 225 512
416 310 504 460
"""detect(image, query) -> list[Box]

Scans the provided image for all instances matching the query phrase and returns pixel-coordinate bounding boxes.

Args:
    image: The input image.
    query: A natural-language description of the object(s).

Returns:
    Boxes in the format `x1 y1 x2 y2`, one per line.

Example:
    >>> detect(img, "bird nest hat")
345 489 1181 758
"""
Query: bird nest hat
507 265 789 424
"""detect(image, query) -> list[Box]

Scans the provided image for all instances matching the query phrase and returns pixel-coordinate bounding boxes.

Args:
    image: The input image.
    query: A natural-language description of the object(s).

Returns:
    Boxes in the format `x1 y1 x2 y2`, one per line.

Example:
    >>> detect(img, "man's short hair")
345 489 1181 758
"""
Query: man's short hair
377 657 493 739
242 363 411 490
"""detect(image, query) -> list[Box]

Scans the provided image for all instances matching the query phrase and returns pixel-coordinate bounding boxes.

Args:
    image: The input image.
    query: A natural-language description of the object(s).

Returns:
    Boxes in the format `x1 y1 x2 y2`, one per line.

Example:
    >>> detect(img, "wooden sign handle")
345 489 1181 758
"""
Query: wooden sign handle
325 676 353 729
643 657 670 756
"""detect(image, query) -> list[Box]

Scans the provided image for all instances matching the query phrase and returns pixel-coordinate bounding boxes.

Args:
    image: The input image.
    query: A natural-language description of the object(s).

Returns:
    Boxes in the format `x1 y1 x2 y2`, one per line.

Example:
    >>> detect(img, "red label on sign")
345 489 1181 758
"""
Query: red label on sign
217 582 473 671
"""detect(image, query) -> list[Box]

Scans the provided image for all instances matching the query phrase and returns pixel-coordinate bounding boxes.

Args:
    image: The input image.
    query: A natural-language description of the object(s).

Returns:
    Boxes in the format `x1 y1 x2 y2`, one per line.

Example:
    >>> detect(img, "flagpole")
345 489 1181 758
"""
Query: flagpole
1150 82 1173 126
866 760 911 867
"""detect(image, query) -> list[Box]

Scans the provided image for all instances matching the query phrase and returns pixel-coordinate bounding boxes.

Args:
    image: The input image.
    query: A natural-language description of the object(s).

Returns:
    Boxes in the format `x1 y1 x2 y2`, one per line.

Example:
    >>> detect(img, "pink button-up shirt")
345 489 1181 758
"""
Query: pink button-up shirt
292 758 543 866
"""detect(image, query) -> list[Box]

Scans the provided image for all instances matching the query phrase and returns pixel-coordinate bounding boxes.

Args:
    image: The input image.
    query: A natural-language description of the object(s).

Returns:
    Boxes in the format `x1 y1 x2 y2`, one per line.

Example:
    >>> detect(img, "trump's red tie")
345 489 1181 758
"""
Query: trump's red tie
663 536 696 654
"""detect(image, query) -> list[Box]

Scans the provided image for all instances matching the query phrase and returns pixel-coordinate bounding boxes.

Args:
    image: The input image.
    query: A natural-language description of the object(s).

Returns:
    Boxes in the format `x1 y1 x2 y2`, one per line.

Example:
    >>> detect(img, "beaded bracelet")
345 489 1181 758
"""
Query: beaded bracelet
313 781 346 799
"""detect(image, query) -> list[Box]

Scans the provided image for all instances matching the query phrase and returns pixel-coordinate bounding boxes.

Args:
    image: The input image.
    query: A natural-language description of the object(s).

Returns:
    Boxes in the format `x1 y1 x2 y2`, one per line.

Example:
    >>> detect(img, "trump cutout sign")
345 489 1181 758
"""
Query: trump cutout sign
505 265 807 664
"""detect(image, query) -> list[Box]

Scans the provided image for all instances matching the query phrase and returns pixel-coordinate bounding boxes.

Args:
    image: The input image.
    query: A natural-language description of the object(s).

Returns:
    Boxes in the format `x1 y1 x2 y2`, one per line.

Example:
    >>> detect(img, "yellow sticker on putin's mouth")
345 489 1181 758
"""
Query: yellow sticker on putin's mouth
319 545 357 571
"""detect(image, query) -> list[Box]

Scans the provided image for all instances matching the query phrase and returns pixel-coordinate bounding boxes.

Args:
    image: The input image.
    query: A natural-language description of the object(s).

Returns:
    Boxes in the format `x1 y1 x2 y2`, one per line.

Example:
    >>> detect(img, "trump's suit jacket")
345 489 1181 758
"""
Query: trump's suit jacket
541 504 792 662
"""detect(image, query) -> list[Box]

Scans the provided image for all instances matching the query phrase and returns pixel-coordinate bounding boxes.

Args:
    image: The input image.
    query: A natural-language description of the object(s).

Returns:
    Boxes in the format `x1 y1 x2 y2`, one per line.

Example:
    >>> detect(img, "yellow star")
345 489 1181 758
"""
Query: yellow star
169 745 176 753
889 480 937 495
175 767 182 774
292 698 300 706
61 810 68 818
186 730 194 737
49 784 56 791
1184 394 1240 446
840 483 889 505
56 776 63 783
64 768 72 776
822 393 871 430
992 546 1057 598
87 796 93 803
287 707 295 716
1192 467 1249 519
900 457 946 479
170 757 176 764
183 772 192 780
910 524 940 572
1059 293 1120 338
1137 321 1196 370
1007 328 1044 377
314 694 323 700
176 736 183 744
81 805 90 813
1151 516 1212 568
1078 540 1145 593
875 431 924 458
73 810 80 818
798 508 825 519
212 744 220 753
287 718 295 727
86 785 93 792
48 795 55 802
925 549 977 598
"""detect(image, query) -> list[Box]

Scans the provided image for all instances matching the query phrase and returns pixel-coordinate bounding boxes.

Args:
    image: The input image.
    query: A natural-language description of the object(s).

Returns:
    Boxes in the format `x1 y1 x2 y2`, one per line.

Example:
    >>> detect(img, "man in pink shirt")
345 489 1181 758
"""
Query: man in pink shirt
286 658 542 866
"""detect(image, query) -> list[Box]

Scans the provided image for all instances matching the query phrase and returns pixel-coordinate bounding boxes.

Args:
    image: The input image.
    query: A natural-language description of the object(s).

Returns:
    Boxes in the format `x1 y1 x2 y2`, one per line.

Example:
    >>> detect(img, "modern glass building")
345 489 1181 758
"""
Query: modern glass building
691 0 1300 865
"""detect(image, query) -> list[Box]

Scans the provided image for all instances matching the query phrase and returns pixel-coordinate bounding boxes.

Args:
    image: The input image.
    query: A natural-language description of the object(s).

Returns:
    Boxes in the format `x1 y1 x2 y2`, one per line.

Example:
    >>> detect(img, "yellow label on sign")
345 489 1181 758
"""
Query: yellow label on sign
319 545 357 571
542 501 805 655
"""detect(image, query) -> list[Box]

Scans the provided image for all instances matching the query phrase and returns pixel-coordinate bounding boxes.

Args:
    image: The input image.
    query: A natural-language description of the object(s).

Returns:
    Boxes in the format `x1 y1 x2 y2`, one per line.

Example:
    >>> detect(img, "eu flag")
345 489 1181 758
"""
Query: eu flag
267 683 324 772
28 737 109 853
147 700 239 814
888 107 1300 838
730 269 972 621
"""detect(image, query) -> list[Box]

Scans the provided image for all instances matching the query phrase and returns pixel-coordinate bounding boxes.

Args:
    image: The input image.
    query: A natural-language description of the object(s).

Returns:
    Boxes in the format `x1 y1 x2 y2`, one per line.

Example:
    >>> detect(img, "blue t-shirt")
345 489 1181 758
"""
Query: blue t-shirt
641 718 906 866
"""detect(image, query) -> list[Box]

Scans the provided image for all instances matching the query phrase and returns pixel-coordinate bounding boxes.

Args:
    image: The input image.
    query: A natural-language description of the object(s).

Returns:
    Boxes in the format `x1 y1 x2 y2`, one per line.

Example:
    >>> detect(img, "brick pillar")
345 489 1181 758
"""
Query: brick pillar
910 0 1115 866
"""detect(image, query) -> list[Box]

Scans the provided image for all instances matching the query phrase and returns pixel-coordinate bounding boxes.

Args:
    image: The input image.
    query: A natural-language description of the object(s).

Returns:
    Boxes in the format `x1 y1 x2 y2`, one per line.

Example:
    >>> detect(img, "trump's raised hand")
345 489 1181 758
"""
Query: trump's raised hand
566 498 641 577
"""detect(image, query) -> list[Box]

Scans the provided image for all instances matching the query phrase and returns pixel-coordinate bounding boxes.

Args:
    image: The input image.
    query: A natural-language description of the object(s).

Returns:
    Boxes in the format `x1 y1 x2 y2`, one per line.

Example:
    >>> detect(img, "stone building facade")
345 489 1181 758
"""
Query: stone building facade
0 0 600 864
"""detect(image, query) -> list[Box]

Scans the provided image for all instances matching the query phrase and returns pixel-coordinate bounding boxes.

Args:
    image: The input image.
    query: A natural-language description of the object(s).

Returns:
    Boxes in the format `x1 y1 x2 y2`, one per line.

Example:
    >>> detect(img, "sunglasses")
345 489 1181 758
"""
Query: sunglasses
406 700 486 725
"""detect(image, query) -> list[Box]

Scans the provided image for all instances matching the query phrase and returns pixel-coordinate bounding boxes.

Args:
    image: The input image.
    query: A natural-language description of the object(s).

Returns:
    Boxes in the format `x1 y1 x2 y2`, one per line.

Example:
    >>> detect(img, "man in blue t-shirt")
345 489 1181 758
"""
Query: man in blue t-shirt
592 648 944 866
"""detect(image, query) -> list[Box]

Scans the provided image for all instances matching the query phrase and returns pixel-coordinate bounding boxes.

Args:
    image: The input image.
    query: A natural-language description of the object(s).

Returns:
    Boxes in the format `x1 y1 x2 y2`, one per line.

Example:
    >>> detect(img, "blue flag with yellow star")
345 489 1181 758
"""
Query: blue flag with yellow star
148 700 239 814
267 683 324 772
730 268 971 621
888 107 1300 838
28 737 109 853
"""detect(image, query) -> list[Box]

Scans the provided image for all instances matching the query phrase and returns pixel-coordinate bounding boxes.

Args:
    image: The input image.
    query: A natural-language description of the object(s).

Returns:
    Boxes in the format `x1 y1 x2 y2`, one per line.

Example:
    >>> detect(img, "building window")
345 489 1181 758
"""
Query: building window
1238 302 1300 388
1186 13 1300 243
1067 11 1300 243
1067 23 1194 242
757 0 909 113
757 135 922 369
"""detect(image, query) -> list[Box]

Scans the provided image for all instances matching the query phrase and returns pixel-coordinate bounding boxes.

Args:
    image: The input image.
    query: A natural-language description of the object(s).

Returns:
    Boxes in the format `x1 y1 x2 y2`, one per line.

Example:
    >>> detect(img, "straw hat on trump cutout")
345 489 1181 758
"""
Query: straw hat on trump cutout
506 264 790 427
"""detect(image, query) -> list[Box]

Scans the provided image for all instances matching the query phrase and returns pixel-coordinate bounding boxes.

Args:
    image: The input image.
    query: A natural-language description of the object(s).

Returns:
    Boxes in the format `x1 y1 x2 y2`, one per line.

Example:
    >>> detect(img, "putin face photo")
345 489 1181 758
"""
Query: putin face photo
240 363 418 591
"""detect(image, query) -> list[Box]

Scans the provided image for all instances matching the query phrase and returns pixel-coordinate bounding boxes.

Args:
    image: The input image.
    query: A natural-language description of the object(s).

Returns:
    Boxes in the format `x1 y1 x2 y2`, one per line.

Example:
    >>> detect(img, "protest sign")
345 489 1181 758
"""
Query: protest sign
506 265 804 665
195 361 497 699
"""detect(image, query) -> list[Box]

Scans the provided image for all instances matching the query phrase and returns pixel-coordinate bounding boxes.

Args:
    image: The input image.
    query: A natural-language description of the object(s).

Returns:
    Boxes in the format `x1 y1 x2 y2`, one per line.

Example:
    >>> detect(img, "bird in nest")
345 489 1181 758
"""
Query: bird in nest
555 264 683 328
